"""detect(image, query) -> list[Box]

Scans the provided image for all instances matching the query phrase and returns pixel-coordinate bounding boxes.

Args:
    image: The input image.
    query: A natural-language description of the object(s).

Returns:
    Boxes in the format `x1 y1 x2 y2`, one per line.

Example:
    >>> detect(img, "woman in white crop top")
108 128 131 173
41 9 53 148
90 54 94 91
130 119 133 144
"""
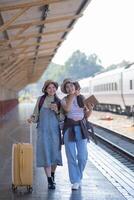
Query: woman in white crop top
60 78 93 190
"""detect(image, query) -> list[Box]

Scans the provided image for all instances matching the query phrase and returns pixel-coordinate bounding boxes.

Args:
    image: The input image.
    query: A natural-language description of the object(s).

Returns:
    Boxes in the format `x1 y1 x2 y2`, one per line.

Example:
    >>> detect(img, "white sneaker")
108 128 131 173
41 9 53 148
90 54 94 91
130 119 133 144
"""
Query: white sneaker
72 182 80 190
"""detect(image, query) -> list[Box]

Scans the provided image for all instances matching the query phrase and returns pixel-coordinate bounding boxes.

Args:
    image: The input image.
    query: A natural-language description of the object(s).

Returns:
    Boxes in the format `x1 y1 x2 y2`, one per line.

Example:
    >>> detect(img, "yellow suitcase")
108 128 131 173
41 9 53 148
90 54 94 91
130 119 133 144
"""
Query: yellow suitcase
12 125 33 192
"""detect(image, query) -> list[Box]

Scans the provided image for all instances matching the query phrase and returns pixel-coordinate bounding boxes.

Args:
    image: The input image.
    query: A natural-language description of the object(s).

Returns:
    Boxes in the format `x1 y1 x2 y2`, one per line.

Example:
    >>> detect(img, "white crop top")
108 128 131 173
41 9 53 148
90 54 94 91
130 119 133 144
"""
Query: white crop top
61 96 84 121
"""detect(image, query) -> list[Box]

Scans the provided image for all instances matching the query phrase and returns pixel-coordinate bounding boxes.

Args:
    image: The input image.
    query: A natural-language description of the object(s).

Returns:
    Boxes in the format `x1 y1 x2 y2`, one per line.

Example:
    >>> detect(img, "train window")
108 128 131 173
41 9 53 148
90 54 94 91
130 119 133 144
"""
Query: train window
112 83 114 90
102 84 104 91
105 84 107 91
110 83 112 91
107 83 109 91
109 83 111 91
103 84 105 91
130 80 133 90
108 84 110 91
99 85 101 91
107 84 109 91
115 83 117 90
113 83 115 90
106 84 108 91
93 82 118 92
104 84 106 91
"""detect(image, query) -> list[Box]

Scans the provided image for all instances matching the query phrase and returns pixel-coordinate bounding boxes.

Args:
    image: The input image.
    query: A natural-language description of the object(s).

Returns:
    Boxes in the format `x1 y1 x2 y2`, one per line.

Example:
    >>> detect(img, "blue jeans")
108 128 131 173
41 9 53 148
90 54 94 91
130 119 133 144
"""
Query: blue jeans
64 125 88 184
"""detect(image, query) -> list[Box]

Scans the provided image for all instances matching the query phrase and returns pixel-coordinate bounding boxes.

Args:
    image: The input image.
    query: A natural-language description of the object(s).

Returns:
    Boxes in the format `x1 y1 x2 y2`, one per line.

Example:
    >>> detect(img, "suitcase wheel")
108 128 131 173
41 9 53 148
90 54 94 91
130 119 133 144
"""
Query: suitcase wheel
12 184 17 192
27 186 33 193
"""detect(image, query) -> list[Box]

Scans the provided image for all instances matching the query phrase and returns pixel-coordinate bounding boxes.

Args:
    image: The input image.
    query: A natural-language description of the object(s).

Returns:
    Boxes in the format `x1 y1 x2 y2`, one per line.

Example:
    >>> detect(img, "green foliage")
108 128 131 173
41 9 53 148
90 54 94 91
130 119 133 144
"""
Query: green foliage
63 50 103 80
40 50 104 83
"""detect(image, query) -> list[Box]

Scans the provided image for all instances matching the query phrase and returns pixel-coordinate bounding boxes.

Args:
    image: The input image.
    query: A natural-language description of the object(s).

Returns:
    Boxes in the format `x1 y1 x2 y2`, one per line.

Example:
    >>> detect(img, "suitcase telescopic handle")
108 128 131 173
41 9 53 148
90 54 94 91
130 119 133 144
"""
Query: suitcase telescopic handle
30 123 32 144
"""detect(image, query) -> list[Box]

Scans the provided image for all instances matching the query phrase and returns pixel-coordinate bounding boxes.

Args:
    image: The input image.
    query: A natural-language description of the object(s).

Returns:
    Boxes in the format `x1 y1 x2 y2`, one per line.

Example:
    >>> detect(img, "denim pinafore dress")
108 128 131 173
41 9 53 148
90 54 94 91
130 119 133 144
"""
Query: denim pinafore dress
36 100 62 167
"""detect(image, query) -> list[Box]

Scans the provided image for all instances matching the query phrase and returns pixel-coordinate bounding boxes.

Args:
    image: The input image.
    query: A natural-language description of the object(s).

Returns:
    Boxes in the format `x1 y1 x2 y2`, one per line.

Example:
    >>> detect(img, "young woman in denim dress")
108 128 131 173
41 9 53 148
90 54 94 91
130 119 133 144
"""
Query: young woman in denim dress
28 80 62 190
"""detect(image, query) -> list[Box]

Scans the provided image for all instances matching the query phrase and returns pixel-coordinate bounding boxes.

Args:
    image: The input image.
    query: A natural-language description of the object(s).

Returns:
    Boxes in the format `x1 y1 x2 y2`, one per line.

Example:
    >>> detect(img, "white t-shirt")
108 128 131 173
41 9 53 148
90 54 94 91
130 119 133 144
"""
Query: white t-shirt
61 96 84 121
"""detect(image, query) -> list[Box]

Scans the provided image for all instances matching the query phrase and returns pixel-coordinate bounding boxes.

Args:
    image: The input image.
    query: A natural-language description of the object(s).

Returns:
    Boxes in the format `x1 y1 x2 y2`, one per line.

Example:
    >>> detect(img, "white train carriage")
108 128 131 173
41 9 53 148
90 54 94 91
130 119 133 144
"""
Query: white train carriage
122 64 134 113
79 64 134 114
91 68 125 112
80 68 125 113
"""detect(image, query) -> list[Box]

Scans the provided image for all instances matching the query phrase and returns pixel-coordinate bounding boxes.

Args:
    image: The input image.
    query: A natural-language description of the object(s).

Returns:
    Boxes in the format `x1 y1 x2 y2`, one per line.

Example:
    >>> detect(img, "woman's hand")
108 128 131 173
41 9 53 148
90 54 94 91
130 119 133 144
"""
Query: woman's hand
50 103 58 113
27 118 32 123
84 103 94 118
27 115 35 123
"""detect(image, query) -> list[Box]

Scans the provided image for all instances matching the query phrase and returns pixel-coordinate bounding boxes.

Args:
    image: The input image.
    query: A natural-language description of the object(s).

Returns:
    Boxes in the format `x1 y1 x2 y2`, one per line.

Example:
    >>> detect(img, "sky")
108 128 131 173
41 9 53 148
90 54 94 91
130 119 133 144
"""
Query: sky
52 0 134 68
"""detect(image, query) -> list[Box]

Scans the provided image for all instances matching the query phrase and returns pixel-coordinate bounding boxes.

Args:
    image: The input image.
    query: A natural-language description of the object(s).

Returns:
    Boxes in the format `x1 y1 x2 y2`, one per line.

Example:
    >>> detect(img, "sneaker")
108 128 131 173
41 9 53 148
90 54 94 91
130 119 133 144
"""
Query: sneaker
72 182 80 190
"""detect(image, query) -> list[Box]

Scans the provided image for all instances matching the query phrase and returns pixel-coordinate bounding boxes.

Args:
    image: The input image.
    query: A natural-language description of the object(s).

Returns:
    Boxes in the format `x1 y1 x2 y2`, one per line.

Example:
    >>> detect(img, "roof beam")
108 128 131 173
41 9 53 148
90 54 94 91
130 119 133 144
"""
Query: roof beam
28 54 53 61
4 66 26 82
0 58 27 84
33 4 49 64
0 48 28 71
13 48 54 56
23 53 53 60
0 7 30 32
7 14 82 30
1 58 26 78
2 39 63 51
5 69 27 87
10 27 72 43
0 0 68 12
1 54 51 78
0 24 30 46
0 45 56 55
0 27 72 45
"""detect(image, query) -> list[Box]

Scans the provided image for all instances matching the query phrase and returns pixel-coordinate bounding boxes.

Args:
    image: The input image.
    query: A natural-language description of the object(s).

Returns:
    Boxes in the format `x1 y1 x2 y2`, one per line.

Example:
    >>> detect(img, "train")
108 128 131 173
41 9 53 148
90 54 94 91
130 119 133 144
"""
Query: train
79 63 134 115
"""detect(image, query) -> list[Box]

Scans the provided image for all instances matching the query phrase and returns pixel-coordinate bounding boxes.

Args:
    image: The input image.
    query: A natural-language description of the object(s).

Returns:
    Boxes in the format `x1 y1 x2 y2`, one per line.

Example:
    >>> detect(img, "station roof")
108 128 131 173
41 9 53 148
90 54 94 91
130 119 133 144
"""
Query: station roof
0 0 91 91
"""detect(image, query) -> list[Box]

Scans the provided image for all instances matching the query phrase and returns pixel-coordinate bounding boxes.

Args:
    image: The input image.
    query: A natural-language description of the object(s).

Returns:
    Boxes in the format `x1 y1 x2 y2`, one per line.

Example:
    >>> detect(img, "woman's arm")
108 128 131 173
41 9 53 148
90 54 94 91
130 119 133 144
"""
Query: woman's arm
28 97 40 123
61 94 75 113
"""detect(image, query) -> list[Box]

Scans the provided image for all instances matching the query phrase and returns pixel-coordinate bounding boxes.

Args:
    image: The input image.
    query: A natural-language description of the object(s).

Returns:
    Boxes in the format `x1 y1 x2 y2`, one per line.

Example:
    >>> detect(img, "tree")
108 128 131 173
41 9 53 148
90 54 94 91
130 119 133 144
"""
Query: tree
36 50 104 87
61 50 103 80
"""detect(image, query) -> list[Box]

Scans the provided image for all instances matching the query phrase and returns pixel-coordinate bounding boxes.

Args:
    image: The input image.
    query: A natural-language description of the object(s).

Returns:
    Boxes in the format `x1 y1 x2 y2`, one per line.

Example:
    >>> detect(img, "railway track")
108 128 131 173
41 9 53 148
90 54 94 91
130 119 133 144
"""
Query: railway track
90 122 134 171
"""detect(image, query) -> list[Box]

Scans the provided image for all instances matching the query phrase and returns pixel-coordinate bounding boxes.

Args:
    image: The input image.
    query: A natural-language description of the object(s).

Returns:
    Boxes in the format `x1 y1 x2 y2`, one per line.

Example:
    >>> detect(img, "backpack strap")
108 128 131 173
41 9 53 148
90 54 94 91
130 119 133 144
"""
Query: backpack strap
77 94 85 108
38 94 46 112
54 95 61 112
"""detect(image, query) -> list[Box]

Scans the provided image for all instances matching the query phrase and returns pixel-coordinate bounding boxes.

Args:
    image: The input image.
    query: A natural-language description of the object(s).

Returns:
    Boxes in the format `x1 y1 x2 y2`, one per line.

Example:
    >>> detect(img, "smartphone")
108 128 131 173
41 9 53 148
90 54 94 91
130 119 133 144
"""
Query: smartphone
51 101 56 104
50 101 57 111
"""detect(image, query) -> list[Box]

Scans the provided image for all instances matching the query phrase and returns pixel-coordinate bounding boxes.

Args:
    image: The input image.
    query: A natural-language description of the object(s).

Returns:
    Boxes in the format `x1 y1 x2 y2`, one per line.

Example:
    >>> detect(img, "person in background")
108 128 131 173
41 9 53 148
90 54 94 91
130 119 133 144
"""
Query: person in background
28 80 62 190
60 78 93 190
